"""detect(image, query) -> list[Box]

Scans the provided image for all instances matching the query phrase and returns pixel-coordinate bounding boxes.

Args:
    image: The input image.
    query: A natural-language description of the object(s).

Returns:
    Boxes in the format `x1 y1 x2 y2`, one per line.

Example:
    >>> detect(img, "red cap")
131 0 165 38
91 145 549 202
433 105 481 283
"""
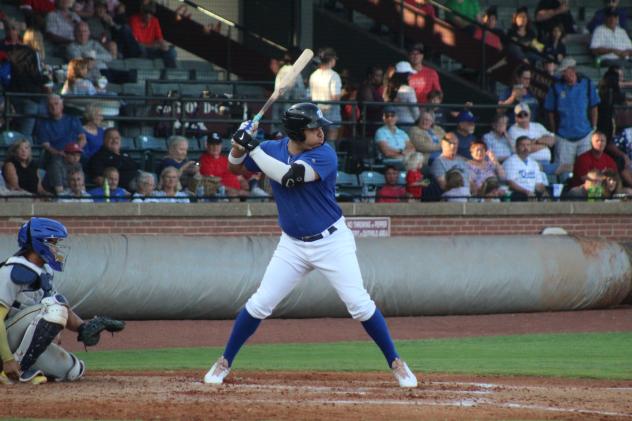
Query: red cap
63 143 83 154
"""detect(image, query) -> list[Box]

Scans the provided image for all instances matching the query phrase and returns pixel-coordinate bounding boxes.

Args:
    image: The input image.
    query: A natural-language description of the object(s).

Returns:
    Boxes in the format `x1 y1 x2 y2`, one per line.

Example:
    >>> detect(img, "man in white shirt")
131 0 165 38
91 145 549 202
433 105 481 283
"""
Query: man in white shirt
309 47 342 141
590 8 632 67
508 103 556 165
503 136 548 201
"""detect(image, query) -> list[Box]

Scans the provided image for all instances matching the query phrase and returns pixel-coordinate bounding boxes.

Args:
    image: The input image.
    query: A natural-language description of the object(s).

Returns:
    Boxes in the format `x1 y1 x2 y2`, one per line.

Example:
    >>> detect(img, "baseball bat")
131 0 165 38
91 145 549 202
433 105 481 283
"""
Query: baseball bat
246 48 314 130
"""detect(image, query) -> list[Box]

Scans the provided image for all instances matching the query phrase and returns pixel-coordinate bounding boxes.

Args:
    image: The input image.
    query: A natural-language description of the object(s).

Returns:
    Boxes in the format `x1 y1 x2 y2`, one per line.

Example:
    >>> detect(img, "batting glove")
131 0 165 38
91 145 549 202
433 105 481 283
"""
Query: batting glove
232 121 260 151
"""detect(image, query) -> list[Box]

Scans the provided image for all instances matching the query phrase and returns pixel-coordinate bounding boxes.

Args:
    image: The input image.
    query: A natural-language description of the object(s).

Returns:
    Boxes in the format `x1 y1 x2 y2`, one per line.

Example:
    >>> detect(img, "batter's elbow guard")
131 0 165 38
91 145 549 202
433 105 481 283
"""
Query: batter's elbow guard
281 163 306 188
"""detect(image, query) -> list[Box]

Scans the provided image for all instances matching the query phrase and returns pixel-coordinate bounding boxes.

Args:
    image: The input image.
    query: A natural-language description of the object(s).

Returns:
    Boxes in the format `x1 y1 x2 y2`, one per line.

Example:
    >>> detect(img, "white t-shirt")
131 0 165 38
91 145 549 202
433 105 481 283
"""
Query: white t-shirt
393 85 419 125
503 154 547 193
508 122 553 162
309 68 342 112
590 25 632 61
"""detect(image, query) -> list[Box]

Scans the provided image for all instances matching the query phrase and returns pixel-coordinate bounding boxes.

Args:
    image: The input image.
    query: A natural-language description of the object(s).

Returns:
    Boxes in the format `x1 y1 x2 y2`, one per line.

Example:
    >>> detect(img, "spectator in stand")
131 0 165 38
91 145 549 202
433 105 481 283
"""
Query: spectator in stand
543 24 566 63
506 7 544 64
72 0 95 19
467 139 505 196
154 166 190 203
430 132 471 192
131 171 160 202
442 168 471 202
4 29 50 136
587 0 627 34
376 165 406 203
503 136 548 201
409 110 445 166
129 1 177 68
534 0 576 41
445 0 482 29
309 47 342 142
88 0 140 58
590 8 632 68
42 142 83 194
358 66 385 137
474 6 502 50
482 113 513 163
45 0 82 45
611 127 632 187
374 106 414 165
404 152 425 200
568 131 618 188
407 43 441 104
34 94 86 169
542 56 558 77
86 127 139 190
385 62 419 126
602 168 632 198
2 138 46 195
67 21 136 84
427 90 447 125
544 57 600 169
271 48 308 131
81 104 105 161
21 0 56 29
508 103 556 167
404 0 436 18
498 64 540 122
61 58 100 95
565 169 604 199
88 165 129 201
199 132 250 199
58 167 93 202
155 135 200 191
0 19 23 49
453 110 477 159
597 65 625 140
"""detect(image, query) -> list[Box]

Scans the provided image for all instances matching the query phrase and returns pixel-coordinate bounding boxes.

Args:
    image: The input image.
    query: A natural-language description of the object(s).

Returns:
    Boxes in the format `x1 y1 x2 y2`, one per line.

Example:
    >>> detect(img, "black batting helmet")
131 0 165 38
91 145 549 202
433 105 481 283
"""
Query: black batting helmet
281 103 332 141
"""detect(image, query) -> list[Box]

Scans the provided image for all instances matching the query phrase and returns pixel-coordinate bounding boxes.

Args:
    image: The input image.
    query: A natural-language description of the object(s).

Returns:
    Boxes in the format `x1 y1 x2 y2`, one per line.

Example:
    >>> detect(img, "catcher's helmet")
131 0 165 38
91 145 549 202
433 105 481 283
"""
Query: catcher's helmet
18 217 69 271
281 103 332 141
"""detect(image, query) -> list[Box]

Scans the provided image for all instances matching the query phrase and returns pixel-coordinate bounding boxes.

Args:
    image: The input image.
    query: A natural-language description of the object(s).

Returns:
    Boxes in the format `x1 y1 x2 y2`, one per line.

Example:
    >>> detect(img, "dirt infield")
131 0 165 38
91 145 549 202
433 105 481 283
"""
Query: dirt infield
2 307 632 420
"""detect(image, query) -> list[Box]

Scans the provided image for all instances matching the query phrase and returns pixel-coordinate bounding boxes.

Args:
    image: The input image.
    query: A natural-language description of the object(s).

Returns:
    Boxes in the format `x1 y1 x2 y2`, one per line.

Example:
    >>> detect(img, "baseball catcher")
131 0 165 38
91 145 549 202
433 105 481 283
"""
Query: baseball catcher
0 217 125 384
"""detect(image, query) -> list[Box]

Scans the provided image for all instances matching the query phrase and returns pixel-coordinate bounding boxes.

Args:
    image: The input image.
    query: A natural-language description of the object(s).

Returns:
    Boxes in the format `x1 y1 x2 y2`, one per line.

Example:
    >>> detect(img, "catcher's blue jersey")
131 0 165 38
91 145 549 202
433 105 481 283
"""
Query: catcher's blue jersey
245 137 341 238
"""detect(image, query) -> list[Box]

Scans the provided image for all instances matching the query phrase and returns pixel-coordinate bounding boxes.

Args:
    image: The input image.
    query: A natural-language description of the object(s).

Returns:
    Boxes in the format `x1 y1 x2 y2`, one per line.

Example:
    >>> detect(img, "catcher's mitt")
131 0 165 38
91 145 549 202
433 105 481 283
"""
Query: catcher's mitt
77 316 125 347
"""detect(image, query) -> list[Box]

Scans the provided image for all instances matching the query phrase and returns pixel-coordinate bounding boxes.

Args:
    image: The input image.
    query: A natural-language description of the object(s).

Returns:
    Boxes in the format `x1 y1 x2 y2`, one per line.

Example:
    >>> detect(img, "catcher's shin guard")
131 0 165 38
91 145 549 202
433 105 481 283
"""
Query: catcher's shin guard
14 318 63 371
64 354 85 381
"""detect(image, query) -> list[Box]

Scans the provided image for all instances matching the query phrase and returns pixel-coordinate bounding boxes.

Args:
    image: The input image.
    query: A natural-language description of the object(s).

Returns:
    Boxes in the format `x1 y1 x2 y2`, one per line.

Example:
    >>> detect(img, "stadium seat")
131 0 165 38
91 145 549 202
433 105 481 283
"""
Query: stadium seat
163 69 191 81
149 83 179 96
136 135 167 151
136 69 162 83
0 131 31 145
124 58 155 70
193 70 220 81
122 83 146 96
359 171 385 187
120 137 136 150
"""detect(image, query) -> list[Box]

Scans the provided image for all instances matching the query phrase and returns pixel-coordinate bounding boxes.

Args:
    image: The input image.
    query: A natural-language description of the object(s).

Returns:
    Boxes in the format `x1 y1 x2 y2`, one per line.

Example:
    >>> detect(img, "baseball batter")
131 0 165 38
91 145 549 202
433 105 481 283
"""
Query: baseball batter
204 103 417 388
0 217 124 384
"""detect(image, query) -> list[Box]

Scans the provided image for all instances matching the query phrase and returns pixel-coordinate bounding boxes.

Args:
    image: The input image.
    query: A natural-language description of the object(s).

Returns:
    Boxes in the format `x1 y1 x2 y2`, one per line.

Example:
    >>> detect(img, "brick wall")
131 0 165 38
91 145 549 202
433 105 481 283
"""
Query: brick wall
1 205 631 241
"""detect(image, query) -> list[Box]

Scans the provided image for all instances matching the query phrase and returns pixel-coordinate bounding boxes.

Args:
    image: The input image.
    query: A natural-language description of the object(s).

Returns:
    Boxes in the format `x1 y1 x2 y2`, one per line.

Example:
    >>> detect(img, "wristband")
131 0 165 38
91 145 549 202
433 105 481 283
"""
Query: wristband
228 151 246 165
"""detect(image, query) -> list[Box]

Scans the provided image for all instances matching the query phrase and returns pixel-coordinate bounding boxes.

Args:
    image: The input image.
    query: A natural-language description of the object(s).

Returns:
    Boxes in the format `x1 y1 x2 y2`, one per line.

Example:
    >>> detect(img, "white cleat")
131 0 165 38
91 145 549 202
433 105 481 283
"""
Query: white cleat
204 356 231 384
391 358 418 388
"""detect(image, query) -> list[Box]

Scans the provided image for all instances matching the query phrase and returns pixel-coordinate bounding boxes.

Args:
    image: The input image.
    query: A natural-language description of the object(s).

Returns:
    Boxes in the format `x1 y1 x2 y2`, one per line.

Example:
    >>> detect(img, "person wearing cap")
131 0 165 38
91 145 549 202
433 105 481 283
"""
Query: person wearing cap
452 110 477 159
544 57 600 168
374 106 414 164
590 8 632 68
587 0 627 34
42 142 83 194
407 43 442 104
385 61 419 126
430 132 471 193
309 47 342 142
502 135 548 201
568 131 618 188
199 132 250 199
508 103 556 166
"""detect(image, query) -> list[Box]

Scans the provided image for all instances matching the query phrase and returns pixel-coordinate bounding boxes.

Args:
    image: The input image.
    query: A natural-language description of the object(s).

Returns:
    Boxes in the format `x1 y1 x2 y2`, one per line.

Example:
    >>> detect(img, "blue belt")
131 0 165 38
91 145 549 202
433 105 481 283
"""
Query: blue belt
299 226 337 242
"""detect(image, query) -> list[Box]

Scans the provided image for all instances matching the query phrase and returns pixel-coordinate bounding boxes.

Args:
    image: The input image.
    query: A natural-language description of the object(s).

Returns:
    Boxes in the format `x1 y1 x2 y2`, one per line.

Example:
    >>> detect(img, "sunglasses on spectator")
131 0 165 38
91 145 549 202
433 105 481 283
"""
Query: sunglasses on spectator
516 112 529 118
442 137 458 145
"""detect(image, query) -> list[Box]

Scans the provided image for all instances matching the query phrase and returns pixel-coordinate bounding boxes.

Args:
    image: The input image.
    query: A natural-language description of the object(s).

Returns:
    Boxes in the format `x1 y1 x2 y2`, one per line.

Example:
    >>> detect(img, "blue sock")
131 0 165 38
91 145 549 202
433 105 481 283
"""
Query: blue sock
361 308 399 367
223 308 262 366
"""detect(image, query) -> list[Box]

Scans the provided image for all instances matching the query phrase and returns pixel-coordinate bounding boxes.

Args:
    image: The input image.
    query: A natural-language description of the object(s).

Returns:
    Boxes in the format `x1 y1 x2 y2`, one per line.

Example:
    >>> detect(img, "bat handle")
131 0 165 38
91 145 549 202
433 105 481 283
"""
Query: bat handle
244 114 263 132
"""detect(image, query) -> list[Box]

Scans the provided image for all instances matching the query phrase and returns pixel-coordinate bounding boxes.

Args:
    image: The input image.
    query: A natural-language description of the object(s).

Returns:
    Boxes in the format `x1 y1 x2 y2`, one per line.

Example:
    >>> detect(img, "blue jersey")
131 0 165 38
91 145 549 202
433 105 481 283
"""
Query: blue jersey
244 138 342 238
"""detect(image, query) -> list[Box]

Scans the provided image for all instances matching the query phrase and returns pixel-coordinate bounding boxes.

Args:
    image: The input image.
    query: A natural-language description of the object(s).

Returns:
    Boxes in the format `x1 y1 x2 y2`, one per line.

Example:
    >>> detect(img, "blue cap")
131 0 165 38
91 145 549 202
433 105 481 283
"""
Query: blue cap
457 111 476 123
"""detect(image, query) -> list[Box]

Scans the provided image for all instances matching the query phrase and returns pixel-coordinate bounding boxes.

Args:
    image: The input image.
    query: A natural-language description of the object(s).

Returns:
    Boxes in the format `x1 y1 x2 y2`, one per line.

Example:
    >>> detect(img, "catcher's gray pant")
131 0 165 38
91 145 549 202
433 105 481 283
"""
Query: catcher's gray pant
6 305 85 381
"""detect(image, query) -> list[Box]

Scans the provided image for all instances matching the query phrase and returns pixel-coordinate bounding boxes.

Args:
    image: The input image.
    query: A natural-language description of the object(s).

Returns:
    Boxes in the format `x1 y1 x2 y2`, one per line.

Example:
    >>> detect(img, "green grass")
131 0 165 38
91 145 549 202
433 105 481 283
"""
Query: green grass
77 332 632 380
